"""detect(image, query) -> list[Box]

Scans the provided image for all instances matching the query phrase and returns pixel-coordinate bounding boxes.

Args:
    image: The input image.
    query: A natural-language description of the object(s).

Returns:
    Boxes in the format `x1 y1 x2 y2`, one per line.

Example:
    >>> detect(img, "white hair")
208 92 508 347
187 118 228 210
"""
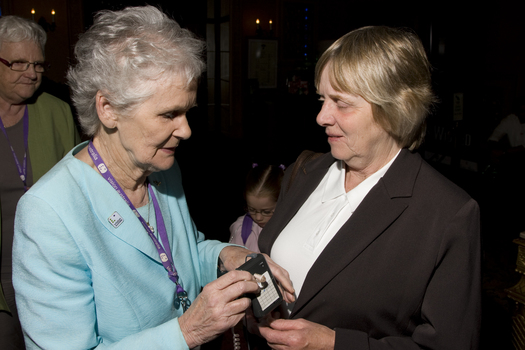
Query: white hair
67 5 206 137
0 16 47 54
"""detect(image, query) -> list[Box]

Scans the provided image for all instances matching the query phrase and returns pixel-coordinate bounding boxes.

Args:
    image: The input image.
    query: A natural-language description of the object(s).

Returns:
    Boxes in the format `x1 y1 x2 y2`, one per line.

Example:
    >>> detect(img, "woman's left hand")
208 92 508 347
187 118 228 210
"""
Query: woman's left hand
258 316 335 350
219 246 296 303
179 269 259 347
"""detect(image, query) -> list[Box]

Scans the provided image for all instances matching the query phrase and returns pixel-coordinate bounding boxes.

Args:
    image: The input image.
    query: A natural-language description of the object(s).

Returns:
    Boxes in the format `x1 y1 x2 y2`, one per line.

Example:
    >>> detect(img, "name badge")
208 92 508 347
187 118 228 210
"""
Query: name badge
108 211 124 228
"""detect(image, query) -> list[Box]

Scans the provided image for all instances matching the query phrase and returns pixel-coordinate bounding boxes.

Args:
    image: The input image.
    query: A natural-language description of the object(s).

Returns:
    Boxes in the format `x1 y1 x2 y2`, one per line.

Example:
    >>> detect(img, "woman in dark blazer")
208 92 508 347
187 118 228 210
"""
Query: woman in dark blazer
257 26 481 350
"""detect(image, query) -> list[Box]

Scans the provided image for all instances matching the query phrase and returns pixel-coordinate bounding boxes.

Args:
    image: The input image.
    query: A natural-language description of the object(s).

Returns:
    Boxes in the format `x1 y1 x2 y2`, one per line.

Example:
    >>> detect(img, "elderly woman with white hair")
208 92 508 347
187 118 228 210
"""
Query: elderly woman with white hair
0 15 79 349
255 26 481 350
12 6 293 350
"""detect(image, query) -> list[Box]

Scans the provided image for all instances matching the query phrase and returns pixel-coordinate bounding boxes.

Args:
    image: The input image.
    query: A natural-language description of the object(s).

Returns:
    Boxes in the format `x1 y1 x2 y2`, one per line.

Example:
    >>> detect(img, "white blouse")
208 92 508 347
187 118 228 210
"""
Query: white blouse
271 152 399 315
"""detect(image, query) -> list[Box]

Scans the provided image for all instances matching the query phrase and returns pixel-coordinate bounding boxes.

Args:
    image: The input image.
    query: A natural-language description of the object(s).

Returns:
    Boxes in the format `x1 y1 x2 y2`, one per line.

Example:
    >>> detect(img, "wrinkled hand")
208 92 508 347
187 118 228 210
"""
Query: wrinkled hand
258 316 335 350
178 270 259 348
219 246 296 303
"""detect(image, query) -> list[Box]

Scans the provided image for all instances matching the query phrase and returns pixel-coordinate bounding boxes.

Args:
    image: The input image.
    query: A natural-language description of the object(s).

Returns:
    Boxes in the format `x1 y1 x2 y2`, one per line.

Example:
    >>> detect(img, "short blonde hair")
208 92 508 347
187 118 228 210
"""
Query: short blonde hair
315 26 436 150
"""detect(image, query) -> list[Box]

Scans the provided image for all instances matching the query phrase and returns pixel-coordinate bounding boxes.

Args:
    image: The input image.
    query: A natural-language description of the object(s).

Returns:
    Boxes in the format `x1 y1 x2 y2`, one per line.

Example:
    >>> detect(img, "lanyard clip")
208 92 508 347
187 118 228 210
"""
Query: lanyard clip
174 290 191 312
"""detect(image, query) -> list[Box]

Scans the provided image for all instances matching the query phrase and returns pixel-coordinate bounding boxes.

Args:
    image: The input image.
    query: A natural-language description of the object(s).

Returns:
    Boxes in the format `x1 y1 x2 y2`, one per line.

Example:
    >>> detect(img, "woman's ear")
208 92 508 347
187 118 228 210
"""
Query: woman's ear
95 91 118 129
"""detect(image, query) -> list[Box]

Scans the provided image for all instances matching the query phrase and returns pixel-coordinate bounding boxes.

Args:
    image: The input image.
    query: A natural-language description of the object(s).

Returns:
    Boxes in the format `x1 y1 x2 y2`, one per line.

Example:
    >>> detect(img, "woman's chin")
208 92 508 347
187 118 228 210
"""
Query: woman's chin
144 158 175 173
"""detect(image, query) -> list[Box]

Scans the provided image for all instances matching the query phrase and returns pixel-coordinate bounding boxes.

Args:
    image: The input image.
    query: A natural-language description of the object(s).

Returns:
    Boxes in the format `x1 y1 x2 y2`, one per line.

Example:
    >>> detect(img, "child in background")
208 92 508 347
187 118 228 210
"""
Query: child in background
229 163 285 253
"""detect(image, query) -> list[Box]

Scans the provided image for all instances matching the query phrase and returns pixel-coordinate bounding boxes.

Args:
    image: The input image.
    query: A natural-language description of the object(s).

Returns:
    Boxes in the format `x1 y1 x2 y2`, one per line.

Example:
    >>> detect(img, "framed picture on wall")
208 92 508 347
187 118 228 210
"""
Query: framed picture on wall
248 39 278 89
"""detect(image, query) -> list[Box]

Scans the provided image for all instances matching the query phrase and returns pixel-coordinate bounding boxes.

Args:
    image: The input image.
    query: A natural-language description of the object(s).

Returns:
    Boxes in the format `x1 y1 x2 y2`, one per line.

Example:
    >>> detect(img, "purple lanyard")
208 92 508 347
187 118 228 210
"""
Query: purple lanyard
0 106 29 191
241 214 254 244
88 141 190 311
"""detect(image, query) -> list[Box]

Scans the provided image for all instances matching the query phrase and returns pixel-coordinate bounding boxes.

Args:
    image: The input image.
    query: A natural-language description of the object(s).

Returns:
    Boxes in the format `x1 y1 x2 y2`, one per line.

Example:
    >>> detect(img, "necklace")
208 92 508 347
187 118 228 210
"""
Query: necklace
87 140 191 312
146 195 154 233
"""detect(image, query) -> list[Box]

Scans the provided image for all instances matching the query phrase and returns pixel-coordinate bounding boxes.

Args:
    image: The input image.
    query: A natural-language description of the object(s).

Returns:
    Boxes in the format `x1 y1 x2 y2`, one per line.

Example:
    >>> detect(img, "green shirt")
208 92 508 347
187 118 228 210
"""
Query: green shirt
0 92 80 312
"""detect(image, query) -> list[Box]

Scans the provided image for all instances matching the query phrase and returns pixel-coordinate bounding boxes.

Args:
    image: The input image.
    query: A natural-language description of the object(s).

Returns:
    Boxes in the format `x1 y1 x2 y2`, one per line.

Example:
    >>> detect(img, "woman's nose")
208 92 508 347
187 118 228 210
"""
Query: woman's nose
173 114 192 140
316 102 334 126
24 64 38 79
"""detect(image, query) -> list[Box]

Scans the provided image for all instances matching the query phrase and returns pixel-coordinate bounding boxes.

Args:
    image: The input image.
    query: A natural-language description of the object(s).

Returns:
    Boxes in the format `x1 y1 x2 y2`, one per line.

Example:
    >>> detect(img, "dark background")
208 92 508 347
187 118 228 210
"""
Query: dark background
2 0 524 348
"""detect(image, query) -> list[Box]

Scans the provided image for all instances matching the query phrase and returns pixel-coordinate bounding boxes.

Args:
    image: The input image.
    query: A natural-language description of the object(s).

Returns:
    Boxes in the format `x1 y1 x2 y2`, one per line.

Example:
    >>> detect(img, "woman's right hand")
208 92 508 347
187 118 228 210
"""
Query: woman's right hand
178 270 260 348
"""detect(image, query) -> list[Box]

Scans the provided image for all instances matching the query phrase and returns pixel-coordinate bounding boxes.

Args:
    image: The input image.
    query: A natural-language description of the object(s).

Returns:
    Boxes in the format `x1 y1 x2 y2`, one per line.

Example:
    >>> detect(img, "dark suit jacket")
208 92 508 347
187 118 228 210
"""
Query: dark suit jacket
259 149 481 350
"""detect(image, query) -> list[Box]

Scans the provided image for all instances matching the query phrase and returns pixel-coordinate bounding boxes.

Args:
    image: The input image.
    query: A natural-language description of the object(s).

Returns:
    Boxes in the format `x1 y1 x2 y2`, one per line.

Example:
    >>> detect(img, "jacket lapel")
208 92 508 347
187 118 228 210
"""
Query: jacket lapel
261 153 334 253
291 149 421 317
77 160 162 263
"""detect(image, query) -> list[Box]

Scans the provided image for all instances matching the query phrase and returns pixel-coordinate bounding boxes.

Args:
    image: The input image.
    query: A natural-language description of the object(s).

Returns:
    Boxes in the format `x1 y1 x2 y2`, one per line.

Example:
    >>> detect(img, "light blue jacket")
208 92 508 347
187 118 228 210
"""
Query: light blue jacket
13 142 230 349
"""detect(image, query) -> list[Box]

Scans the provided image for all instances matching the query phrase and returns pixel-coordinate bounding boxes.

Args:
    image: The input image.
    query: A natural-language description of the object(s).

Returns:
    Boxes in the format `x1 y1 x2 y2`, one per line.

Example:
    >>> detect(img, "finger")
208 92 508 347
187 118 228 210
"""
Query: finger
276 276 295 301
197 278 259 316
267 277 295 305
267 342 286 350
207 270 260 297
217 279 260 306
223 312 247 329
282 290 296 304
262 254 295 300
214 270 256 290
274 283 295 304
259 325 288 346
223 295 253 316
219 246 257 271
268 318 305 331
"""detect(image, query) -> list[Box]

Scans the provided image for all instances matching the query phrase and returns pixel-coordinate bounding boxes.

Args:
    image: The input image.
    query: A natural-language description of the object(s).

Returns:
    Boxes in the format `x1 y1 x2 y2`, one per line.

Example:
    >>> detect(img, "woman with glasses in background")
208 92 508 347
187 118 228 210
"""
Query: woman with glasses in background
0 15 80 350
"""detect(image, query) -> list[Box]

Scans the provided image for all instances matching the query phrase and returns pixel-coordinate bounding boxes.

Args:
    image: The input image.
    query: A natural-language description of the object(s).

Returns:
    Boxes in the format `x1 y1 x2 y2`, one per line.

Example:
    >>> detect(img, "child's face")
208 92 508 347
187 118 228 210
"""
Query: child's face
246 194 276 228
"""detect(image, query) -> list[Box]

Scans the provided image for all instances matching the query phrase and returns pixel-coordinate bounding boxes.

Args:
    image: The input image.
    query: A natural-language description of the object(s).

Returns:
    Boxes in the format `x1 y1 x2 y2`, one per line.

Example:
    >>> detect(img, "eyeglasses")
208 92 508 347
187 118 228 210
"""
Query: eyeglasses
245 207 275 217
0 57 49 73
